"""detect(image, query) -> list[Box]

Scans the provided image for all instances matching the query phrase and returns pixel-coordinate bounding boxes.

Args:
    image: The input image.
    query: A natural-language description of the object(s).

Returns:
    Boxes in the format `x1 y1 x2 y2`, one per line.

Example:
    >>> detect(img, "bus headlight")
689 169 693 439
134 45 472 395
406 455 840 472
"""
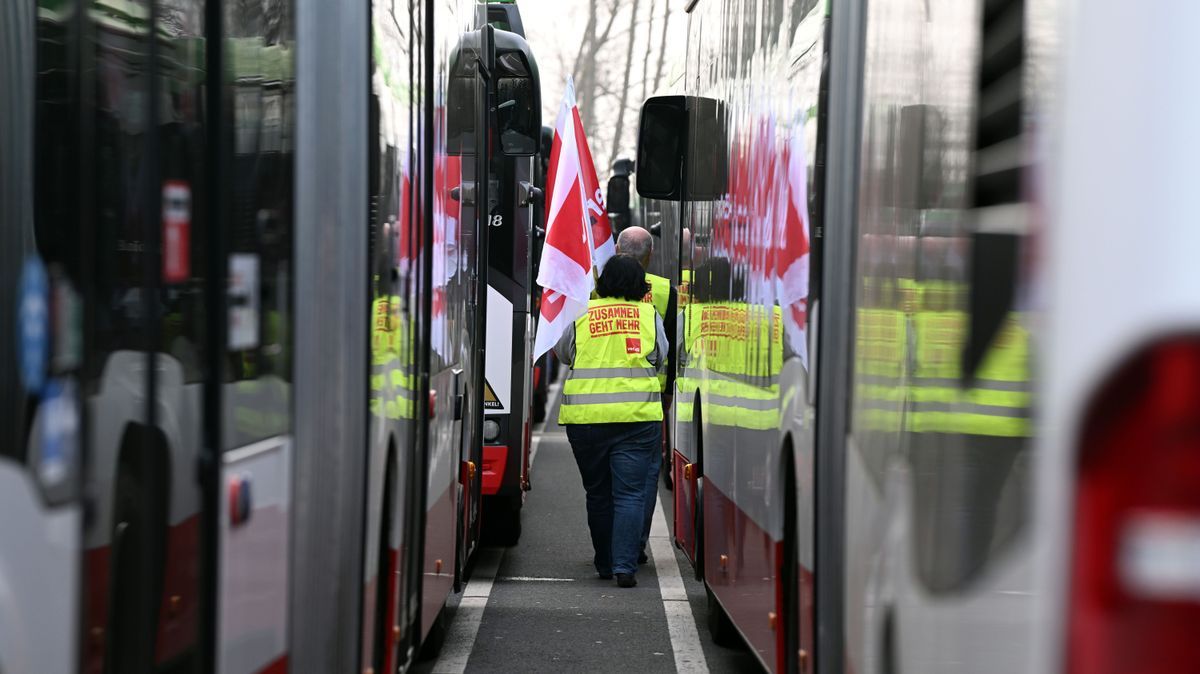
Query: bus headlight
483 419 501 443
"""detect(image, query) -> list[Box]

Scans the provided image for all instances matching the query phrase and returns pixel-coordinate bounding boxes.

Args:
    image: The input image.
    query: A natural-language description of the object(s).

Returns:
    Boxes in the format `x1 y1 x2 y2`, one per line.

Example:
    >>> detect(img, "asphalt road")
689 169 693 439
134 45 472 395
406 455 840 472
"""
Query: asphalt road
414 382 762 674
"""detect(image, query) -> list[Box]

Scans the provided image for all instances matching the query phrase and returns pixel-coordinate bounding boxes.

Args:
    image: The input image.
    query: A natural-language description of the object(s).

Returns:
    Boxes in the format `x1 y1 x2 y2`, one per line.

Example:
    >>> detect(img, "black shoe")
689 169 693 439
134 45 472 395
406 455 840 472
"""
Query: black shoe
638 552 649 564
616 573 637 588
598 572 613 580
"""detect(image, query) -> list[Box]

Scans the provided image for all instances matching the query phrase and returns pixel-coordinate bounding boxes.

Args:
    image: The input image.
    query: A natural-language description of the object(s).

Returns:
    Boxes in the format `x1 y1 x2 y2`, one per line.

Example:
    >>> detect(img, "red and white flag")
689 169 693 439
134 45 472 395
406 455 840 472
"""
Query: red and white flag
533 78 614 358
776 129 812 367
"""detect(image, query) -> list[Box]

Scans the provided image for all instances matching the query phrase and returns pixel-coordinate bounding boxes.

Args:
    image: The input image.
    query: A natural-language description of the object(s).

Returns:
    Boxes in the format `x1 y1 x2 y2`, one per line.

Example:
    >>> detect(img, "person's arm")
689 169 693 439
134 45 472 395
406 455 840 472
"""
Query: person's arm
663 287 678 391
649 314 668 371
554 323 576 367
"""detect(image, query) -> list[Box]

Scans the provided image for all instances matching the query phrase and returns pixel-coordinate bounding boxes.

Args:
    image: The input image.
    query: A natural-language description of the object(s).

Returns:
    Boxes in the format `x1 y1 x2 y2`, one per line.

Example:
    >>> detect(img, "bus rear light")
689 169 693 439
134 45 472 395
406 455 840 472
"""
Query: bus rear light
1119 512 1200 600
1068 338 1200 674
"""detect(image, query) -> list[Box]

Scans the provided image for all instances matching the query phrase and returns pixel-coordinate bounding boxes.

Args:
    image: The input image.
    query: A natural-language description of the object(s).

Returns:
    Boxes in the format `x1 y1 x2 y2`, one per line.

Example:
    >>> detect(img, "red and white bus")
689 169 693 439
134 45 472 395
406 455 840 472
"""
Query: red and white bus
1 1 539 672
636 0 1200 672
475 0 540 547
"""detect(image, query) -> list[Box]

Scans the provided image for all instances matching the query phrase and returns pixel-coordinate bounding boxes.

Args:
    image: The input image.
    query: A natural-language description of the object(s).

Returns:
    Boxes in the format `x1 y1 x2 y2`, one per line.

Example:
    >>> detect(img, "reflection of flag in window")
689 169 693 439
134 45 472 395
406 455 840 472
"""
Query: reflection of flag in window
776 130 811 367
431 130 462 358
534 78 612 358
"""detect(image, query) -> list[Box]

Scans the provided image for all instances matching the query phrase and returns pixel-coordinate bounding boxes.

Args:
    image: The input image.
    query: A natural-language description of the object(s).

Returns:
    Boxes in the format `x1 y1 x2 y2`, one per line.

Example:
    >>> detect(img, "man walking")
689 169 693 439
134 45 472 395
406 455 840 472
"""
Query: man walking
615 227 678 550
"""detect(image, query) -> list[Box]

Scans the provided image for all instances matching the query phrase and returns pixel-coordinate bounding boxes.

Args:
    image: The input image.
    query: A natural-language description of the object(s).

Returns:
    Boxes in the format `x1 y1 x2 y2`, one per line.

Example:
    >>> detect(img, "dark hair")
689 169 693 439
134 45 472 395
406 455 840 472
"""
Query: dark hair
596 254 649 301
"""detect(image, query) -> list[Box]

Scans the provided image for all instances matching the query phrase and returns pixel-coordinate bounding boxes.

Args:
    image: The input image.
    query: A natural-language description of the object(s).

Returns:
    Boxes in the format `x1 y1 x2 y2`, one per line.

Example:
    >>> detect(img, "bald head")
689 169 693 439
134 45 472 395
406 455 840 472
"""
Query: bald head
616 226 653 269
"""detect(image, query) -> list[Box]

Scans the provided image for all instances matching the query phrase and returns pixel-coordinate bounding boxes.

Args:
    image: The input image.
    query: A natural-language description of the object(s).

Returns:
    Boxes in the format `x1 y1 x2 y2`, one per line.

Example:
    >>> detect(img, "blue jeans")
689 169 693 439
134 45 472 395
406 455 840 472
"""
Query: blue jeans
567 421 662 576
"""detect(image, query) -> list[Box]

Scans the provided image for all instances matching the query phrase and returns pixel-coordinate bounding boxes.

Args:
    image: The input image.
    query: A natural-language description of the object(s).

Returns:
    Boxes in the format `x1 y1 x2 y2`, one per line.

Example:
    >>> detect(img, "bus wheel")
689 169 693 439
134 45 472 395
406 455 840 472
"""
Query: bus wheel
417 605 448 661
706 586 741 648
372 448 398 672
107 468 165 673
783 450 801 673
482 495 522 546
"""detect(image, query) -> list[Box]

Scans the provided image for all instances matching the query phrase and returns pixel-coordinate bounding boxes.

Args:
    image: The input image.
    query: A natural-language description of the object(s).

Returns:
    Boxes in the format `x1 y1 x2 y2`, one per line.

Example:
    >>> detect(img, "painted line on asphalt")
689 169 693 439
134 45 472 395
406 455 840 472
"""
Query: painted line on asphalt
649 493 709 674
530 381 564 470
496 576 576 582
430 547 504 674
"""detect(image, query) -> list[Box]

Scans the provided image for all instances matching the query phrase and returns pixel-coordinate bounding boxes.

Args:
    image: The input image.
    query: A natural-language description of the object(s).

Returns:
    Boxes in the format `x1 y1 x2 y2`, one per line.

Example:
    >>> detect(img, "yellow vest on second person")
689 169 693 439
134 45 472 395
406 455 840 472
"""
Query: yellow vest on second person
559 297 664 425
643 272 670 319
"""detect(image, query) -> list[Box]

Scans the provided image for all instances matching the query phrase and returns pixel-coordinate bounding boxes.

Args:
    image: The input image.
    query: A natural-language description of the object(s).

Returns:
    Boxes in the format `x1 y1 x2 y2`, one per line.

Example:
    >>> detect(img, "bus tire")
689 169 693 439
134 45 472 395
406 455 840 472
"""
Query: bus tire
107 450 167 673
783 447 801 674
693 401 705 582
706 586 741 648
371 447 398 672
482 494 522 547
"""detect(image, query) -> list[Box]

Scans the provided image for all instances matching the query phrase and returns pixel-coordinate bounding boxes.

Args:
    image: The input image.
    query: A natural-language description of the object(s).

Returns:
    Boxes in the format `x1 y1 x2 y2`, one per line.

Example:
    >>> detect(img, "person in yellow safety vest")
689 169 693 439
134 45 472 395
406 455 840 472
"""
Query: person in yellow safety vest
615 226 677 391
370 277 416 422
679 257 782 432
678 227 693 310
555 255 667 589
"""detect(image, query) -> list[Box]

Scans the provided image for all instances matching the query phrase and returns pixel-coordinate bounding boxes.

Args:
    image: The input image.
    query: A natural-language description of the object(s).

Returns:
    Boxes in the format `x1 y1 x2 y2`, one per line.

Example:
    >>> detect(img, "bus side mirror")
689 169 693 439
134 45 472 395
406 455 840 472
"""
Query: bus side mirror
446 29 542 157
494 33 541 157
635 95 727 201
636 96 686 200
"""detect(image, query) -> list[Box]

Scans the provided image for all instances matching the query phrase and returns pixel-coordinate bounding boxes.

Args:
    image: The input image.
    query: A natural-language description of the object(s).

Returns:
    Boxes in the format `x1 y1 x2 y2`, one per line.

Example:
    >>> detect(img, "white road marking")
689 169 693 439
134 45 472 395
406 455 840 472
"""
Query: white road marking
430 547 504 674
649 493 709 673
530 380 564 470
546 378 563 416
495 576 576 582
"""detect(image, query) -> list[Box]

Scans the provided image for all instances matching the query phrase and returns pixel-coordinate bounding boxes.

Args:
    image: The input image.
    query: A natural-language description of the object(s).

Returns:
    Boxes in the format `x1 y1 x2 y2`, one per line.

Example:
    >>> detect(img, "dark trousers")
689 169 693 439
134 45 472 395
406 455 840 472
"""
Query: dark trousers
566 421 662 576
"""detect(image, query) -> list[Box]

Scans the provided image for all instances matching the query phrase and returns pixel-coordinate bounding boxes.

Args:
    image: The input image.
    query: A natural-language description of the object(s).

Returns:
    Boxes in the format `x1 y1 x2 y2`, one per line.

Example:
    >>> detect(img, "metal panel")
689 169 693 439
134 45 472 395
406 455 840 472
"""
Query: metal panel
290 0 369 669
816 0 868 672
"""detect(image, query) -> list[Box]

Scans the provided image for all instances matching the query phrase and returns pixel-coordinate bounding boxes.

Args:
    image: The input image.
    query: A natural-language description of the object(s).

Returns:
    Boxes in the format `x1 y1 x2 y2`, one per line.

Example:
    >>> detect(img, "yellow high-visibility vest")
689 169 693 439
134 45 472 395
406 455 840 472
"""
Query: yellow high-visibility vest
559 298 664 424
370 294 416 420
643 272 670 319
908 280 1031 437
852 275 914 433
678 269 693 309
678 300 781 431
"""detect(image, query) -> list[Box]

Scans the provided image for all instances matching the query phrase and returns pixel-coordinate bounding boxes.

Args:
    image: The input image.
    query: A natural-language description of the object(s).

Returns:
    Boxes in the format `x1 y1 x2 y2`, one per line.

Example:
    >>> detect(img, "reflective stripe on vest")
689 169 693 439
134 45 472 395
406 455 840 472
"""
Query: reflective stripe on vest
559 298 664 424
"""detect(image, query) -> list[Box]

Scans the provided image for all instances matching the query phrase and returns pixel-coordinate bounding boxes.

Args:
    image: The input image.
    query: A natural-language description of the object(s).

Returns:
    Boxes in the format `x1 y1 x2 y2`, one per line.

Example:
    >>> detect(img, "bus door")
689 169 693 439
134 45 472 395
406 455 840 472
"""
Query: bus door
214 23 296 674
1 5 84 672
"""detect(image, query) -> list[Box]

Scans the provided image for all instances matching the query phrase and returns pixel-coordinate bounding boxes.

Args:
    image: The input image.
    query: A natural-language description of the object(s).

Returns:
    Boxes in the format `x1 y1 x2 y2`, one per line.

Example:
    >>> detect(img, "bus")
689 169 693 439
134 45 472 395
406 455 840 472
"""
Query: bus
476 0 540 546
1 1 539 672
635 0 1200 673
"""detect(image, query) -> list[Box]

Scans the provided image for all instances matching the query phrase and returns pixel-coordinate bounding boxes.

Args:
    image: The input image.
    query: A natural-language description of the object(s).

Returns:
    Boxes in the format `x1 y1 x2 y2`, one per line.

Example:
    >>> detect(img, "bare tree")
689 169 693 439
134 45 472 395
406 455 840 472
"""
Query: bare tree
607 0 641 169
572 0 621 134
640 0 656 103
651 0 670 94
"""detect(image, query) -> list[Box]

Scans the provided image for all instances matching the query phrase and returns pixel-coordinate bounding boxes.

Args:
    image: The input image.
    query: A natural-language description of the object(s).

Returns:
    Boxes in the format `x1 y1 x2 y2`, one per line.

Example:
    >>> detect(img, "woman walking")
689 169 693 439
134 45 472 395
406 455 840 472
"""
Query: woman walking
554 255 666 588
